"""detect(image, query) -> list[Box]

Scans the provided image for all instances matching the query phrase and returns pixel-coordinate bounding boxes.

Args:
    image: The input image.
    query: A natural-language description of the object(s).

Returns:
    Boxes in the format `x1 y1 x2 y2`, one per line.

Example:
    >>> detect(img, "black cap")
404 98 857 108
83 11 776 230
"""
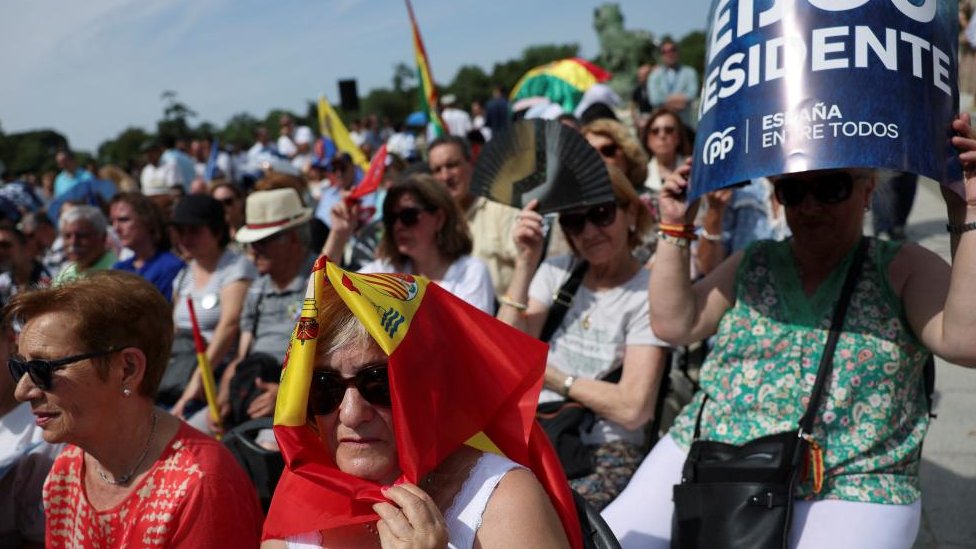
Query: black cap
170 195 225 226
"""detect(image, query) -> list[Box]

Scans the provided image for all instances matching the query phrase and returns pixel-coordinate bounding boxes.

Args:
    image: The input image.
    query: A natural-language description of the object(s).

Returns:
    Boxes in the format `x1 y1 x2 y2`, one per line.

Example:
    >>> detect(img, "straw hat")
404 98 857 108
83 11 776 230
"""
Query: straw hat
235 188 312 243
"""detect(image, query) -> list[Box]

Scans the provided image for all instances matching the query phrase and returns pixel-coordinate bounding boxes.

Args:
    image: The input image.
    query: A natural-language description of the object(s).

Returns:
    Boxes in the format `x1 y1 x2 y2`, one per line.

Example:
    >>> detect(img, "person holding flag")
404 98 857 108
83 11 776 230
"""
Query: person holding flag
261 257 575 548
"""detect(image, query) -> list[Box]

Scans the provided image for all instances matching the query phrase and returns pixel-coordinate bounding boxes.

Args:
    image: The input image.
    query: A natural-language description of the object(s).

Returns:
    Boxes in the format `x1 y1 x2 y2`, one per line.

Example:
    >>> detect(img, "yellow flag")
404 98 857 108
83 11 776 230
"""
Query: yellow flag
317 96 369 171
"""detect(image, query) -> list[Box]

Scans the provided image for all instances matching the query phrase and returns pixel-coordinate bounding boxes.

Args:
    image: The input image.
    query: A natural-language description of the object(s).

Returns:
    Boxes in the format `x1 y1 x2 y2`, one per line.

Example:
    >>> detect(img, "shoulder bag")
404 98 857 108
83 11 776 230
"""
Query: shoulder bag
671 238 867 549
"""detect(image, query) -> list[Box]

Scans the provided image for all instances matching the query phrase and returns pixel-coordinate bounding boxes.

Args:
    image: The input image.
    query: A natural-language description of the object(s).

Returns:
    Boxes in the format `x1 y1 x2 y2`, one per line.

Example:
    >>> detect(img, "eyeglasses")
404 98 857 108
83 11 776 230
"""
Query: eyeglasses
385 207 432 228
649 125 677 137
597 143 620 158
217 197 236 208
558 202 621 236
774 172 855 208
308 363 391 416
9 348 123 391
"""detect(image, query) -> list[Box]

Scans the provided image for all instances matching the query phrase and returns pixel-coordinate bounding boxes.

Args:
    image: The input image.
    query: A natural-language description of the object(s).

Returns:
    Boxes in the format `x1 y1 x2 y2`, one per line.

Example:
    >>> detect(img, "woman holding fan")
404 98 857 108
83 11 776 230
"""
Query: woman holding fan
497 166 670 510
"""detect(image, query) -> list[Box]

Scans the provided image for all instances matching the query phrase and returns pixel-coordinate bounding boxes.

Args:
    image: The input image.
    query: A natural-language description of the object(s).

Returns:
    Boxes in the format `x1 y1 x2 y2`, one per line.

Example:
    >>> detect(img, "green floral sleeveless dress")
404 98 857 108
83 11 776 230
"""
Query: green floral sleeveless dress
669 238 930 504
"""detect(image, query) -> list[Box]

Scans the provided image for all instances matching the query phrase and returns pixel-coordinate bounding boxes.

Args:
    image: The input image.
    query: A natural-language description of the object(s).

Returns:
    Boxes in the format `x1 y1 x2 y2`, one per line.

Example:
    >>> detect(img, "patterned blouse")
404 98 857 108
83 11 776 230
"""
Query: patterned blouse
43 422 263 547
669 238 931 504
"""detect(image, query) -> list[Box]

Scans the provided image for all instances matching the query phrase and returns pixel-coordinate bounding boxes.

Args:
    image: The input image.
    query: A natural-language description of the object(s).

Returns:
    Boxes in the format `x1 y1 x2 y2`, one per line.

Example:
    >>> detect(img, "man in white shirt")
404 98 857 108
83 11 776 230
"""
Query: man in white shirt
647 39 700 128
440 94 473 137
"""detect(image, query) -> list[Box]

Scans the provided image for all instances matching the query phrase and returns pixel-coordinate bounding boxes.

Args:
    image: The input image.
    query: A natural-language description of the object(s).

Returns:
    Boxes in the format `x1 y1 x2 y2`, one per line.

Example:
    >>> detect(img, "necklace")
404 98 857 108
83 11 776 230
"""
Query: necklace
97 411 158 486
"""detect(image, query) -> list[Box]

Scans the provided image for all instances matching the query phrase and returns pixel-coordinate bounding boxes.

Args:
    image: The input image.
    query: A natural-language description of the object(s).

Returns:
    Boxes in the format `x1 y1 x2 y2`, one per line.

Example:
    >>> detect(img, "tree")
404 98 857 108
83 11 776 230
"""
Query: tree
0 130 69 175
392 62 415 93
678 31 707 78
97 127 150 170
157 90 197 141
220 112 261 149
448 65 492 107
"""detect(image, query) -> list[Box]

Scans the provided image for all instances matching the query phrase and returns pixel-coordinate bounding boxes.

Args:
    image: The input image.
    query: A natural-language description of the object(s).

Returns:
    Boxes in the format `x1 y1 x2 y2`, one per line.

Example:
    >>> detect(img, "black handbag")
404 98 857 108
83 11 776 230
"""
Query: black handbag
672 238 868 549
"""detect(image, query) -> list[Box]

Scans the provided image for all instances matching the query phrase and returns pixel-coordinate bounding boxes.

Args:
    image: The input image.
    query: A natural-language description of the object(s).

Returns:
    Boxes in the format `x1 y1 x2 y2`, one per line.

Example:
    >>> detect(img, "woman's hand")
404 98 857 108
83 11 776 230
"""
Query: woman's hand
512 199 545 267
372 483 448 549
950 112 976 212
658 157 699 225
330 199 359 239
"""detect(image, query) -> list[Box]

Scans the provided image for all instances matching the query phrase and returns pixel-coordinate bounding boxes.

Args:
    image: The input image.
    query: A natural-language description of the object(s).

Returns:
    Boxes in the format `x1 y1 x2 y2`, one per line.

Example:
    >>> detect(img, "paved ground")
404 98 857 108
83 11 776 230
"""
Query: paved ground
894 181 976 549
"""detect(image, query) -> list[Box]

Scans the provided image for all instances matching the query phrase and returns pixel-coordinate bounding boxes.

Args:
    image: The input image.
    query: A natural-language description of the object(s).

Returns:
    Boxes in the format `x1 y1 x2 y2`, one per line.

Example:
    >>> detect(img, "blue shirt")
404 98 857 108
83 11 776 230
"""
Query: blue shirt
53 169 93 197
113 250 185 301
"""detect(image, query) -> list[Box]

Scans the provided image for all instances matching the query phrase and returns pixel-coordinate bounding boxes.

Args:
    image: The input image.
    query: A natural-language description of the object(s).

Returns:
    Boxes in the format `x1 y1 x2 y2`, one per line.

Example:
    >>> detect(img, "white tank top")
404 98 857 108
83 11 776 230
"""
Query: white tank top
285 453 522 549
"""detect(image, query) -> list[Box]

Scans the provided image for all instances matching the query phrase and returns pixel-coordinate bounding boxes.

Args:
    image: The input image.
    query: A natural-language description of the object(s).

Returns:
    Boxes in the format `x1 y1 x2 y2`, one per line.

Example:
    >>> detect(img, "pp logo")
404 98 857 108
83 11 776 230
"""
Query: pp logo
703 127 736 165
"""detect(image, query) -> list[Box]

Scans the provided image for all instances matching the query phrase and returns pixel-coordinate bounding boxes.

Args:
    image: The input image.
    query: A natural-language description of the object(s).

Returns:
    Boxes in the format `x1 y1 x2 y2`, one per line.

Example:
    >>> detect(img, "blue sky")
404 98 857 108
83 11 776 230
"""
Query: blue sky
0 1 708 152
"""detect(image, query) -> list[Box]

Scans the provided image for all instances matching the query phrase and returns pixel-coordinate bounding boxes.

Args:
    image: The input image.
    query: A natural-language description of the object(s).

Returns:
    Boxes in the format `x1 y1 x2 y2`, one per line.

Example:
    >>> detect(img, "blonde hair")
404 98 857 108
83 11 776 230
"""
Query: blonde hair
582 118 649 188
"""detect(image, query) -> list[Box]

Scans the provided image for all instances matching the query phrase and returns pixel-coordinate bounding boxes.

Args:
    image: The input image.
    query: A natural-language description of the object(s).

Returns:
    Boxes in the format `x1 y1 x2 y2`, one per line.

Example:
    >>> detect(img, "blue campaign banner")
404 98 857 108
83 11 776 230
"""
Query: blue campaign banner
690 0 961 201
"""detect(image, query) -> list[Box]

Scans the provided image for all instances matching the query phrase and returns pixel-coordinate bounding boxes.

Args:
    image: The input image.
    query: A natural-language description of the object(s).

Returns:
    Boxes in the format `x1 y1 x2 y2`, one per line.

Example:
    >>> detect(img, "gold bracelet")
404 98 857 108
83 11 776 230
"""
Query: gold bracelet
498 294 528 311
657 231 693 248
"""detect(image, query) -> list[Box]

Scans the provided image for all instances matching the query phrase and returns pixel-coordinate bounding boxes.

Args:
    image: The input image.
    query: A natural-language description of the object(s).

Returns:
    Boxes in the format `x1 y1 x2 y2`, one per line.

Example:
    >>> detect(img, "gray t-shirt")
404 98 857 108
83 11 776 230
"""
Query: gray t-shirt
172 249 256 341
240 255 316 361
529 255 667 445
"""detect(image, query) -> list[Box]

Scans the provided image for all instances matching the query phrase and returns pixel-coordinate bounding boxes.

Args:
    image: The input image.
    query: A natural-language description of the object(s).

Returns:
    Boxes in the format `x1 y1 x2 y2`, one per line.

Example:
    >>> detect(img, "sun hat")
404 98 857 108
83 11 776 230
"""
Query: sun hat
235 188 313 244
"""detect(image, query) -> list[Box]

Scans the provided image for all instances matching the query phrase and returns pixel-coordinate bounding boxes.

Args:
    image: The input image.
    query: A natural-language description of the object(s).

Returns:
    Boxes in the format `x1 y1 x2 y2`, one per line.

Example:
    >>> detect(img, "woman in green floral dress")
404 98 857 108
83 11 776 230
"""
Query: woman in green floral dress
603 113 976 548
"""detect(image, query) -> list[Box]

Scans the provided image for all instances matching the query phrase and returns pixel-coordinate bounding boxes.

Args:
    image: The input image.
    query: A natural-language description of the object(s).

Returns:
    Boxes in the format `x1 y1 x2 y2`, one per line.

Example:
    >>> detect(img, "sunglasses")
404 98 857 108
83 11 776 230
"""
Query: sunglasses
386 207 433 228
9 348 122 391
217 197 237 207
558 202 620 236
308 363 391 416
774 172 855 208
597 143 620 158
650 125 676 137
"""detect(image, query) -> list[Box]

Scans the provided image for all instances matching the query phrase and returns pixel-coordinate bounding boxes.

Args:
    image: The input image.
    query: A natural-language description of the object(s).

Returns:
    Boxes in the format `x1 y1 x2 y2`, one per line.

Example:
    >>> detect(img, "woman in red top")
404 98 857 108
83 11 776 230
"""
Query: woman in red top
7 271 263 548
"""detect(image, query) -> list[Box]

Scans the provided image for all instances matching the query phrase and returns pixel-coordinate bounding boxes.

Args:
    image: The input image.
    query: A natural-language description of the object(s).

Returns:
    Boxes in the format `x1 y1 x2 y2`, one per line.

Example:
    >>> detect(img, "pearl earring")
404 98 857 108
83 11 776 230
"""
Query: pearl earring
123 387 132 397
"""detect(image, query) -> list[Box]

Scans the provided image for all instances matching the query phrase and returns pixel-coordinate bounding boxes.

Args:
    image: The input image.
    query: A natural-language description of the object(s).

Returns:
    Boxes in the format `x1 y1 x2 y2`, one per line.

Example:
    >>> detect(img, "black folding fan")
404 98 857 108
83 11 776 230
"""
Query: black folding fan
470 119 613 215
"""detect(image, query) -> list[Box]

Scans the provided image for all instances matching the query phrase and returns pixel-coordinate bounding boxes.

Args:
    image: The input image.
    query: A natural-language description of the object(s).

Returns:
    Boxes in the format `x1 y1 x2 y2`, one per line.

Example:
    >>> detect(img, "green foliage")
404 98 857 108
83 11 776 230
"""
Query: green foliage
157 90 197 141
96 127 150 170
447 65 492 108
220 112 261 149
0 130 68 175
677 31 707 78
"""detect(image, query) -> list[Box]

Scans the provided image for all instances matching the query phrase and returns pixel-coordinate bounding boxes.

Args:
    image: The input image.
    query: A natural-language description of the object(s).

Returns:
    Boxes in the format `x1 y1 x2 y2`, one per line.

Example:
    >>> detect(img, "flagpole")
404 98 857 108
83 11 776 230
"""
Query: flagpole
187 296 223 439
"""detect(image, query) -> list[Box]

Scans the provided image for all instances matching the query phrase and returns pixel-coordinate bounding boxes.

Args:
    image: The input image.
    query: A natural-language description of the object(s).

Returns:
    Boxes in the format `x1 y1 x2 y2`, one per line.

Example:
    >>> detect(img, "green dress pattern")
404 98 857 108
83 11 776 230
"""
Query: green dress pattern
669 238 930 504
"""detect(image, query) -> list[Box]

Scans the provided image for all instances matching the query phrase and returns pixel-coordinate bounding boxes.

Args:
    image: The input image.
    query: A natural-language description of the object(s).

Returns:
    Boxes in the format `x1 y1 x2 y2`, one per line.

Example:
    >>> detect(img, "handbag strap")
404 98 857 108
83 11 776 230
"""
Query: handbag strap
539 260 589 343
691 237 869 440
798 237 868 435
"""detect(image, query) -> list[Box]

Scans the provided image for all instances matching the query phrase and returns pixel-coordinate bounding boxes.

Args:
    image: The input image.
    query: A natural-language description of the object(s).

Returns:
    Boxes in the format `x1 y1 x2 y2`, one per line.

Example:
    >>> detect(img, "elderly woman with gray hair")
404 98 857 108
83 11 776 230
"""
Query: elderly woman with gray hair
52 205 117 286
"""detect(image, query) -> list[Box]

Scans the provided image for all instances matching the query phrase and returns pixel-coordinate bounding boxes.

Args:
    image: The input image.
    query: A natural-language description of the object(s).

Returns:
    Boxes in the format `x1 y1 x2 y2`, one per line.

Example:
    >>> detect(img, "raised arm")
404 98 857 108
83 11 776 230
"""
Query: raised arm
895 113 976 367
649 159 739 345
496 200 548 337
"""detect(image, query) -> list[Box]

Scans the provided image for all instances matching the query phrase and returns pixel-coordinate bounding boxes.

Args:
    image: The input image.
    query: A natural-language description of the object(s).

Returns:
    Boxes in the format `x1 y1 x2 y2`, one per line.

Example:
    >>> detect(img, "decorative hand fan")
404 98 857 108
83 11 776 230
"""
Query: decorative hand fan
470 119 613 215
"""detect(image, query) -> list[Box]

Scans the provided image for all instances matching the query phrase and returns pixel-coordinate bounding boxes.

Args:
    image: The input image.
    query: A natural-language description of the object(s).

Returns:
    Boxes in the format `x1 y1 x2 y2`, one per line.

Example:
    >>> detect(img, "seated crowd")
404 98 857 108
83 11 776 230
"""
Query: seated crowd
2 91 975 549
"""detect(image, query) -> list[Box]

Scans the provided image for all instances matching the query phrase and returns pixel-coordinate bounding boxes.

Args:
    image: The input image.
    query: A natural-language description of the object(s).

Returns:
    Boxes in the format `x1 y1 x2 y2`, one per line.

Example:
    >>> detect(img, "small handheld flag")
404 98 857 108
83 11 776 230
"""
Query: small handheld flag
186 297 223 438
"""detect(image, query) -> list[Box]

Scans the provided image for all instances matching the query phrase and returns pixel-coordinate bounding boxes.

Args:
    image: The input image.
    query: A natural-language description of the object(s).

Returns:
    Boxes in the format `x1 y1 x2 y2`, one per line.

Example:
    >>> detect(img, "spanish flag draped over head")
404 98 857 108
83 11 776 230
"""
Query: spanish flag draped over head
317 95 369 171
263 256 582 548
404 0 447 138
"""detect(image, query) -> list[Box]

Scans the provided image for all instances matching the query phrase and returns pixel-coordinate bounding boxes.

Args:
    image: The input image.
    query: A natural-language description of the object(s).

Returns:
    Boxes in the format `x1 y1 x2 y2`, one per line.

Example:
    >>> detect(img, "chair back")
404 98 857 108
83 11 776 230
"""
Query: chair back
223 417 284 512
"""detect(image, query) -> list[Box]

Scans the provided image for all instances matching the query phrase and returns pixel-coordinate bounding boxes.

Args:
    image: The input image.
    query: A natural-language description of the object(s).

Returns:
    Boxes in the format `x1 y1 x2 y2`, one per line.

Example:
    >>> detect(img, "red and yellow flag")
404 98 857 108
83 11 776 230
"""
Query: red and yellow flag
263 256 582 547
404 0 446 138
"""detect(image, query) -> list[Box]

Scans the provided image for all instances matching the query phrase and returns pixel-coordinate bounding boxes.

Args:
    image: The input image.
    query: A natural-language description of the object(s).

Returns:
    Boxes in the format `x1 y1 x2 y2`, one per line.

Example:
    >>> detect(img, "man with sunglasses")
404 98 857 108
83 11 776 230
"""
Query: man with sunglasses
647 39 699 129
606 115 976 548
208 188 316 432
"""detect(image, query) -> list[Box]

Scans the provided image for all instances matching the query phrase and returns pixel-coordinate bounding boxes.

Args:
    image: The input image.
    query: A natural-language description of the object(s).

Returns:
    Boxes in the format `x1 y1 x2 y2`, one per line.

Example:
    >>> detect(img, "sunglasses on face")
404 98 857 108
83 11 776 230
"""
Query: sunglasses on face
650 125 676 137
558 202 621 236
9 348 122 391
774 172 855 208
597 143 620 158
386 207 433 228
308 363 391 416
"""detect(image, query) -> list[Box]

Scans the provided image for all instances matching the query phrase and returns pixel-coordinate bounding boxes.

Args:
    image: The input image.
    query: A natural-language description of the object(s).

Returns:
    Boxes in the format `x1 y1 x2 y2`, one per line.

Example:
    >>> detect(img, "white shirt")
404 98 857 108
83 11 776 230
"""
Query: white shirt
441 108 473 137
358 255 495 314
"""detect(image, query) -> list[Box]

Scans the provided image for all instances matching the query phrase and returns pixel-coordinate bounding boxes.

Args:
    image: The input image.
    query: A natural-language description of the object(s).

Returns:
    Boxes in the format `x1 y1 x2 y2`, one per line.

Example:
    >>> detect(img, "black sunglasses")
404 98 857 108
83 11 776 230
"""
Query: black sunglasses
558 202 620 236
308 363 391 416
9 348 123 391
774 172 855 208
385 207 433 228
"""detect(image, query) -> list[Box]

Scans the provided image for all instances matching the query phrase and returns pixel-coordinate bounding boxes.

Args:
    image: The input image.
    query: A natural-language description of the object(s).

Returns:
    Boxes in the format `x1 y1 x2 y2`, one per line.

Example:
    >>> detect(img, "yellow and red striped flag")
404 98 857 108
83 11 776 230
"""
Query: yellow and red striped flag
263 256 582 547
404 0 447 137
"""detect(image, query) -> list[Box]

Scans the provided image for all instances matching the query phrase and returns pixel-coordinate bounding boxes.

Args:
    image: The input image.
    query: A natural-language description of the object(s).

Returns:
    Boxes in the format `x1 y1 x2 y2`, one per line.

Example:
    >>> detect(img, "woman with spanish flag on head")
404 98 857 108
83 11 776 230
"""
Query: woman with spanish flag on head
261 257 578 548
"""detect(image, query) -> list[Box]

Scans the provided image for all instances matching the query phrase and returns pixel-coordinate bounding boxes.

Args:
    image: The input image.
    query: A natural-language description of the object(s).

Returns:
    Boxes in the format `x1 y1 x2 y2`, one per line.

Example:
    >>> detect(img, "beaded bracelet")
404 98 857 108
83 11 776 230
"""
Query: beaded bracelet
946 222 976 234
700 228 724 242
657 231 694 248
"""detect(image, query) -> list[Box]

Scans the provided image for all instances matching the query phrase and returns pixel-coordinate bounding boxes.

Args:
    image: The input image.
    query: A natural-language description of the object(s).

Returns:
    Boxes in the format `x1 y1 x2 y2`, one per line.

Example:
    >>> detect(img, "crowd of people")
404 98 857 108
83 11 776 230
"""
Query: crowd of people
1 44 975 548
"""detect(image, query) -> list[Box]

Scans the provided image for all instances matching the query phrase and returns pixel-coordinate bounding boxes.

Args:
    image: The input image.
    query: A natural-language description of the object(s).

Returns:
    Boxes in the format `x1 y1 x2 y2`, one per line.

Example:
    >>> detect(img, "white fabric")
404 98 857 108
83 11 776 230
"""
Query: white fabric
284 453 523 549
139 162 180 196
528 255 666 445
277 135 298 158
603 435 922 549
573 83 622 118
643 155 686 194
441 108 473 137
358 255 494 314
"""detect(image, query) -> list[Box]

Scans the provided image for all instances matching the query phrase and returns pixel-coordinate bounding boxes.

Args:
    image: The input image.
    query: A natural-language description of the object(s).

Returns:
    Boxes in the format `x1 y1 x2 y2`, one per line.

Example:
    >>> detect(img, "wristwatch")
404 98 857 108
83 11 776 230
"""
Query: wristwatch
561 375 576 397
